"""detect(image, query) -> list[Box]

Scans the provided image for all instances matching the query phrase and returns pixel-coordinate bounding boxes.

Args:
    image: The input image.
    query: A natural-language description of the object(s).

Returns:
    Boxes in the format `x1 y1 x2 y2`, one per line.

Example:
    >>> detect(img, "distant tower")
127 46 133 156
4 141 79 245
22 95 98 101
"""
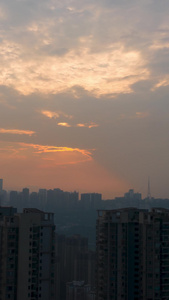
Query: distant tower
147 177 151 199
0 179 3 192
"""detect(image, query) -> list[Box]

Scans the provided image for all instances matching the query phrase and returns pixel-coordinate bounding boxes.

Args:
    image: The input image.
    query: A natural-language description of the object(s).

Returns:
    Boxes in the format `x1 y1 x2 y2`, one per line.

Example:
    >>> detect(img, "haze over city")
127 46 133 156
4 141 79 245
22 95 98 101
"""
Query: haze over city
0 0 169 198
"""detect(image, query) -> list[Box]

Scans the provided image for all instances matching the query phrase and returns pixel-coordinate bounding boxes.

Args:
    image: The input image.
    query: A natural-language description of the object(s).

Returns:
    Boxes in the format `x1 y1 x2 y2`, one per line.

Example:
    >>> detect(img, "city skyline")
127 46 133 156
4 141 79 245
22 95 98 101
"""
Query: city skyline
0 177 160 202
0 1 169 198
0 177 125 199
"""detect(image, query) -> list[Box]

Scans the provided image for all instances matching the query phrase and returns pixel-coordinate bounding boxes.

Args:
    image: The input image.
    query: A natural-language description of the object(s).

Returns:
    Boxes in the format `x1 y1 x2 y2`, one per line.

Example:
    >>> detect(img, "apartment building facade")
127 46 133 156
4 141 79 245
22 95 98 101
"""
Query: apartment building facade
96 208 169 300
0 207 55 300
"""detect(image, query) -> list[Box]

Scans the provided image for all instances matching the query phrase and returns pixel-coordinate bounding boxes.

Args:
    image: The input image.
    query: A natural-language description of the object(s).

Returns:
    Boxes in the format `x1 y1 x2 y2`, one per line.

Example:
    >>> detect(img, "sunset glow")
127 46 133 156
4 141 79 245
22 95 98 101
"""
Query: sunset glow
0 0 169 197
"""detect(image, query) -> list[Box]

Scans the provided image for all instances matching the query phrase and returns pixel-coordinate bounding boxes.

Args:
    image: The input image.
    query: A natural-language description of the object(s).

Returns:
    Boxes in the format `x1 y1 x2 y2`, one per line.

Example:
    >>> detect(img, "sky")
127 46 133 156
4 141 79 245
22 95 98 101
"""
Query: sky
0 0 169 198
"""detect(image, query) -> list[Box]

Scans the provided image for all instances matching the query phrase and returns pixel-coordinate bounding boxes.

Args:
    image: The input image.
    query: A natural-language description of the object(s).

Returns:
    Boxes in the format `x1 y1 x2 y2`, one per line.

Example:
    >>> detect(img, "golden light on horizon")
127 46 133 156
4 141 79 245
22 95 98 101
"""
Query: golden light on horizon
0 140 128 197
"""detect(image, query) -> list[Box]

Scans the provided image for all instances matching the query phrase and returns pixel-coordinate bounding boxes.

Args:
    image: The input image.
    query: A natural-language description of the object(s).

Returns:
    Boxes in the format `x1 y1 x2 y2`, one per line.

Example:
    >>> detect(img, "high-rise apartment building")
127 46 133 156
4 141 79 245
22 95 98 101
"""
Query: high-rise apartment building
55 234 95 300
66 281 91 300
22 188 30 208
0 207 55 300
87 290 96 300
39 189 47 211
81 193 102 210
96 208 169 300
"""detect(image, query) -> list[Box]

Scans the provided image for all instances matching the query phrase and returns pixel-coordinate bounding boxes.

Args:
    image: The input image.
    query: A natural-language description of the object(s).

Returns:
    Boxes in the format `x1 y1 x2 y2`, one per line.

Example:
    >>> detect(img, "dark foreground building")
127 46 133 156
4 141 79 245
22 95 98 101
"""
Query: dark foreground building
0 207 55 300
66 281 91 300
96 208 169 300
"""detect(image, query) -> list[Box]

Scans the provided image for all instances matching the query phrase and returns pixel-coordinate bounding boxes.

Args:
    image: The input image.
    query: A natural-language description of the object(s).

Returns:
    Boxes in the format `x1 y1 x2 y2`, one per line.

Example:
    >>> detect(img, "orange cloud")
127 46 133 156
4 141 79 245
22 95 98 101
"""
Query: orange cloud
56 122 99 128
0 40 149 97
0 128 35 136
135 112 149 119
76 122 99 128
119 112 149 120
18 142 93 164
150 41 169 50
57 122 71 127
41 111 99 128
41 110 72 119
42 110 60 118
152 76 169 90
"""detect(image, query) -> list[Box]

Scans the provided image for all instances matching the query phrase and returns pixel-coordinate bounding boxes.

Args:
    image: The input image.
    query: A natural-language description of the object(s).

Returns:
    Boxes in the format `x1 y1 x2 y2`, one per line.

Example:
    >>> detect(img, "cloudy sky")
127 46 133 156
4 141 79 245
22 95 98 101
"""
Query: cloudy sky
0 0 169 198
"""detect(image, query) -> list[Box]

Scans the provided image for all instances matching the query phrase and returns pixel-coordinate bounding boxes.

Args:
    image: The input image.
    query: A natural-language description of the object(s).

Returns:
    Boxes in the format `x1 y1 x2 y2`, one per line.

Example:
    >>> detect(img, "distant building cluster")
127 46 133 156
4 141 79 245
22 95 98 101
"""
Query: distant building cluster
1 178 169 214
5 188 102 212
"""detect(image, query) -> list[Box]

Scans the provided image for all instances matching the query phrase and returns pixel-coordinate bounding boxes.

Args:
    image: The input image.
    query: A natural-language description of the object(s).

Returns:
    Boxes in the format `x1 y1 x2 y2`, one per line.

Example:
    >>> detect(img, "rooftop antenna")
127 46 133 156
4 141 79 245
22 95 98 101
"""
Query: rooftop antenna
147 177 151 199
